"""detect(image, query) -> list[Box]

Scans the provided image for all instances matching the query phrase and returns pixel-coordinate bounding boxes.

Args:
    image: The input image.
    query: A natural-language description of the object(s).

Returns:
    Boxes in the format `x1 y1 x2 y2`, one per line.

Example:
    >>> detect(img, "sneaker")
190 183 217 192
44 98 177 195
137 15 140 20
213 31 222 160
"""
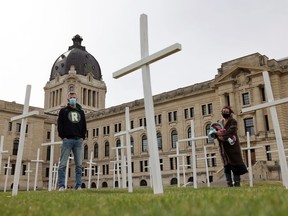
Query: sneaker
59 187 65 191
76 187 82 191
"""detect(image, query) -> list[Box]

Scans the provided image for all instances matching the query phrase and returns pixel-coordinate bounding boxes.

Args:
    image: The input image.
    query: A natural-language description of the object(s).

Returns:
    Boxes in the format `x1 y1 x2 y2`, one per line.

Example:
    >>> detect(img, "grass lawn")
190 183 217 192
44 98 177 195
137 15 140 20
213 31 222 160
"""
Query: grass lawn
1 181 288 216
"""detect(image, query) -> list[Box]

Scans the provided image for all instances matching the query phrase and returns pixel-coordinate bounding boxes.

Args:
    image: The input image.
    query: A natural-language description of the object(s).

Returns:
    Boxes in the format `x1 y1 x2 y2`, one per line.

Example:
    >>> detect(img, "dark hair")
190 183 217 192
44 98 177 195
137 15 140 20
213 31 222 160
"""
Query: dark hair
221 106 234 114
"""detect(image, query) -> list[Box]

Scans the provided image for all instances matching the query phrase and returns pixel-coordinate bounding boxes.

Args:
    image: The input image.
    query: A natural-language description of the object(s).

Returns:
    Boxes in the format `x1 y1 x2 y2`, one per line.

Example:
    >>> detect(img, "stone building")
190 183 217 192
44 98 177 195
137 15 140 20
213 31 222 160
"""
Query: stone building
0 35 288 190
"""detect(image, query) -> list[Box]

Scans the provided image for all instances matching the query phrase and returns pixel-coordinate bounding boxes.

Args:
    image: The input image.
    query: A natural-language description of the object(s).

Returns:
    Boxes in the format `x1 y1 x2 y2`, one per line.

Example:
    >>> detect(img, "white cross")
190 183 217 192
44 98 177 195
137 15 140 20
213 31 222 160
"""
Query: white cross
114 106 145 192
94 166 102 189
176 120 208 189
65 156 73 189
168 144 189 187
0 136 8 175
86 151 96 189
241 132 263 187
24 162 33 191
41 124 62 191
10 85 39 196
241 71 288 188
31 148 44 191
112 14 181 195
197 145 217 187
111 146 124 188
3 156 12 192
109 160 120 188
52 163 59 190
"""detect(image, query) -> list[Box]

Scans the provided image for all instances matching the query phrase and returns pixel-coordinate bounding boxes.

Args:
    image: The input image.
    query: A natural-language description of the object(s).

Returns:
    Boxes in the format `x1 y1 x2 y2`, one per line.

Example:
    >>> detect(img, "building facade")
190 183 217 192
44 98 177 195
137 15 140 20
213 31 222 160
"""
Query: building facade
0 35 288 190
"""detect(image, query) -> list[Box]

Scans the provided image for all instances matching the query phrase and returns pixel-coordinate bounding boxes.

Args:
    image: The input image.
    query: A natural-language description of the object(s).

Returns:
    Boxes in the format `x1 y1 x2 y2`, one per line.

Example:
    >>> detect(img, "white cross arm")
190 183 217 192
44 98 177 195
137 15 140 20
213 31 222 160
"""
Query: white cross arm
114 126 145 137
87 161 97 165
241 98 288 113
10 110 39 122
0 150 8 153
267 149 288 154
242 146 263 150
178 136 208 143
197 156 216 160
113 43 182 79
41 141 62 146
31 160 44 162
168 153 188 158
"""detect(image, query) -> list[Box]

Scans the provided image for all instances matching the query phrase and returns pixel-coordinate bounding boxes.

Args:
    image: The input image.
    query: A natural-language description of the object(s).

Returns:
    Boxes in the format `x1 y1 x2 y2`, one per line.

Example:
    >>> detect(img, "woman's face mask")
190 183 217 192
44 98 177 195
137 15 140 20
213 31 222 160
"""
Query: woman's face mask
221 109 231 119
69 98 77 105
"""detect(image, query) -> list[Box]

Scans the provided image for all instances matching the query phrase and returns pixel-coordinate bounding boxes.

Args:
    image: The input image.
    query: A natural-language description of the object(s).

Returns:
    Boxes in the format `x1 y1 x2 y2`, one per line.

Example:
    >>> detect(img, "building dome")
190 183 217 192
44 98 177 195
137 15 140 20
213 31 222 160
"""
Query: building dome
50 35 102 81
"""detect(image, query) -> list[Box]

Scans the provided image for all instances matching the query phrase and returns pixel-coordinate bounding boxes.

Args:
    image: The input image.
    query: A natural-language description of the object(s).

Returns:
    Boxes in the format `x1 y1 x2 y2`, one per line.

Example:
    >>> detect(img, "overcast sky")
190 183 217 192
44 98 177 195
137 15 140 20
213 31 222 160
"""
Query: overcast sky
1 0 288 108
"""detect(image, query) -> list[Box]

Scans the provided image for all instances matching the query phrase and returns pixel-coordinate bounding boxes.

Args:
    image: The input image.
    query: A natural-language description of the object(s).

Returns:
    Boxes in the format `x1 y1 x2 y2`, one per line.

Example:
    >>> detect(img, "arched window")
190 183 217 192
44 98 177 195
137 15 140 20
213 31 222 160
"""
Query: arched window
105 141 109 157
13 139 19 155
187 127 191 146
102 182 108 188
130 136 134 155
171 130 178 148
142 135 148 152
140 179 147 186
170 178 177 185
84 145 88 160
206 124 214 144
157 132 162 150
94 143 98 159
116 139 121 156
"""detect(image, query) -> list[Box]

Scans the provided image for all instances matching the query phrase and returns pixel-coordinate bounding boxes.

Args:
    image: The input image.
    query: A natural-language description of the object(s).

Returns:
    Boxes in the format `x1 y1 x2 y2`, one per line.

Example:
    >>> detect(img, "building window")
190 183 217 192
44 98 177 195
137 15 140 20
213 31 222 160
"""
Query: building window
242 93 250 105
160 159 163 171
184 109 189 119
139 119 143 127
168 112 172 122
130 120 134 129
157 132 162 150
22 164 27 175
84 145 88 160
202 105 207 115
46 131 51 140
158 114 162 124
225 94 230 107
8 122 12 131
206 124 214 144
142 135 148 152
170 157 174 170
94 143 98 159
208 103 213 114
266 145 272 161
190 107 194 118
244 118 254 135
261 87 266 101
104 142 109 157
130 137 134 155
211 153 217 167
16 123 21 133
264 115 269 131
171 130 178 148
187 127 192 146
13 139 19 155
46 146 51 161
186 156 191 168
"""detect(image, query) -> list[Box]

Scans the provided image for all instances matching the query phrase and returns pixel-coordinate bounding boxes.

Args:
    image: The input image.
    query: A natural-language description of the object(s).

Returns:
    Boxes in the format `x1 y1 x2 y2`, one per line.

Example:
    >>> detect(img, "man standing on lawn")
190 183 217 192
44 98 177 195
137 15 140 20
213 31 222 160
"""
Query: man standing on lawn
57 92 87 191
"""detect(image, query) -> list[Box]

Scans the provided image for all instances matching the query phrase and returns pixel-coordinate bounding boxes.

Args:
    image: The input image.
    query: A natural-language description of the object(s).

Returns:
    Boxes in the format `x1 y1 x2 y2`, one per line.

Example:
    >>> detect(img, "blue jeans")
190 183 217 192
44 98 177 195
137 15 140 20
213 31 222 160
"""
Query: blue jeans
58 138 83 189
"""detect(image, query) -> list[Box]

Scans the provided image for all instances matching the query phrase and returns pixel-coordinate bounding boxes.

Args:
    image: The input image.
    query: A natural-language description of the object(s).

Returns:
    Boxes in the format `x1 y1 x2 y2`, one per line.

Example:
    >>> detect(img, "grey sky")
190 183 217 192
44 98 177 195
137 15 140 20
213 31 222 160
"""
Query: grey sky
1 0 287 108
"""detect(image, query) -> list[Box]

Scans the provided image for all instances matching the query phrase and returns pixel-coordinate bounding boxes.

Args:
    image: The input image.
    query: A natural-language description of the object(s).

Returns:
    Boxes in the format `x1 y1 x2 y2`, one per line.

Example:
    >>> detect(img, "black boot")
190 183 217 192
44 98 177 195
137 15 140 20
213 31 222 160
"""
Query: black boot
225 172 233 187
234 175 241 187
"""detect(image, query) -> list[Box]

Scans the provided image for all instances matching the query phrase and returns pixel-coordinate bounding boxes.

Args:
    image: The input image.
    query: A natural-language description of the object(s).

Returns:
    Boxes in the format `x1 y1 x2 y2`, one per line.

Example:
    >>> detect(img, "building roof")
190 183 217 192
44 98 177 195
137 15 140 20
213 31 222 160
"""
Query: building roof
49 35 102 81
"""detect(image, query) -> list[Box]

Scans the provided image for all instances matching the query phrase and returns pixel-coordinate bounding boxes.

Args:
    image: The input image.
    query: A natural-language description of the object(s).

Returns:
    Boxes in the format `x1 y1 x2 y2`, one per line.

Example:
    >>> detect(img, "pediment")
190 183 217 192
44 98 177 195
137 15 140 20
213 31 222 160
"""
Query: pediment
214 65 264 86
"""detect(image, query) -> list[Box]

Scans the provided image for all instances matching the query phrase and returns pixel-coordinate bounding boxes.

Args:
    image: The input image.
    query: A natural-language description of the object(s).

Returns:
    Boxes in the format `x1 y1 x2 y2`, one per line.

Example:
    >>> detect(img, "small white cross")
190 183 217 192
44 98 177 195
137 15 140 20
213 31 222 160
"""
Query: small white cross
41 124 62 191
3 156 12 192
24 162 33 191
86 151 96 189
31 148 44 191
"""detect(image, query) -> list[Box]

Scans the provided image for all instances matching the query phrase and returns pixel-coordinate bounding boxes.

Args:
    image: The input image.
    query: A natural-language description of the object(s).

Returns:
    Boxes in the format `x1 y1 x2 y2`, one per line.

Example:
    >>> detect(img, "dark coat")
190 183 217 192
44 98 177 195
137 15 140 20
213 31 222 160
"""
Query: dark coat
217 117 245 167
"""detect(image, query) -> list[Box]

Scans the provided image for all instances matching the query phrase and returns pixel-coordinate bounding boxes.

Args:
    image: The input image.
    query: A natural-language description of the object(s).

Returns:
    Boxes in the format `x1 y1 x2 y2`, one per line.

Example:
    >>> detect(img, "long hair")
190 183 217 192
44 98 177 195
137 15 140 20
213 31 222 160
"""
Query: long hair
221 106 234 114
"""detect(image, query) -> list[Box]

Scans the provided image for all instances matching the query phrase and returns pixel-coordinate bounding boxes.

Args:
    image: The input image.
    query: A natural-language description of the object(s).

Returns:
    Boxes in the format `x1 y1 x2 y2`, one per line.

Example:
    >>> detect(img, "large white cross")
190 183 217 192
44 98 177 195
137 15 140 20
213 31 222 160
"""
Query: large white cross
241 71 288 188
10 85 39 196
31 148 44 191
112 14 181 194
241 132 263 187
41 124 62 191
114 106 145 192
95 166 102 189
3 156 12 192
0 136 8 175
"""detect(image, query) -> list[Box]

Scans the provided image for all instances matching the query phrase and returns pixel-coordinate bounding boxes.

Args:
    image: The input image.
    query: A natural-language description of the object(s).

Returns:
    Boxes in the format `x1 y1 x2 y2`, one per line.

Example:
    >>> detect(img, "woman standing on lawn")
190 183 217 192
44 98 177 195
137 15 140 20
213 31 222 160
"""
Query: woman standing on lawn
214 106 247 187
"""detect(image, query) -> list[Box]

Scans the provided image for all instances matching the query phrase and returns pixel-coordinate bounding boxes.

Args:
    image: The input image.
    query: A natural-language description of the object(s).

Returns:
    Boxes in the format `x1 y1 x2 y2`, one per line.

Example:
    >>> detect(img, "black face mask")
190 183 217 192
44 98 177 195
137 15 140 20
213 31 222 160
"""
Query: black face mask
222 113 230 119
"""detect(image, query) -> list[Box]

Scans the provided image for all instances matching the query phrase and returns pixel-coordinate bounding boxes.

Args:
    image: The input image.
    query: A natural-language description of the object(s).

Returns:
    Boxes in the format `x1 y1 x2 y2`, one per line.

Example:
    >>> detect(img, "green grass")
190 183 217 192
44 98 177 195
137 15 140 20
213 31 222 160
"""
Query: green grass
1 181 288 216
